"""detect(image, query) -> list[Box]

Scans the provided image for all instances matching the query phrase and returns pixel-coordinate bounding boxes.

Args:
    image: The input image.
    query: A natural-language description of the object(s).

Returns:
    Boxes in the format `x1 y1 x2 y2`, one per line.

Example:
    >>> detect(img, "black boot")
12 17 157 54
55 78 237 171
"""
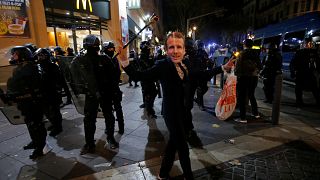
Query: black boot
29 149 44 159
118 120 124 134
106 137 119 149
23 141 35 150
49 127 63 137
80 144 95 155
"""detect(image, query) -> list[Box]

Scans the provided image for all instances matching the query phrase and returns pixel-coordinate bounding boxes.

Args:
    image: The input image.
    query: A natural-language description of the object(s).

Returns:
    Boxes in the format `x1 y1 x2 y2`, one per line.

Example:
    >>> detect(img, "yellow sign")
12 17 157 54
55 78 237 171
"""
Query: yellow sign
0 22 8 35
76 0 92 12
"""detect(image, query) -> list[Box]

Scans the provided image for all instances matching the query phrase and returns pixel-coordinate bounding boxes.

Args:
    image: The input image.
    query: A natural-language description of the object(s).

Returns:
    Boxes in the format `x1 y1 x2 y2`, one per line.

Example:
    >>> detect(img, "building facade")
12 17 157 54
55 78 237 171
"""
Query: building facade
242 0 320 29
0 0 163 66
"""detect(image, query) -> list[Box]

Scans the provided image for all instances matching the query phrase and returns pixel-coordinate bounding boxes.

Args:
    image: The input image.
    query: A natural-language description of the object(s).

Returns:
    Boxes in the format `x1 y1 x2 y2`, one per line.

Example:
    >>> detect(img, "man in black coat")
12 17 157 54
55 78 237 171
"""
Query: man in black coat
118 32 233 179
260 43 282 103
234 39 262 123
290 37 320 106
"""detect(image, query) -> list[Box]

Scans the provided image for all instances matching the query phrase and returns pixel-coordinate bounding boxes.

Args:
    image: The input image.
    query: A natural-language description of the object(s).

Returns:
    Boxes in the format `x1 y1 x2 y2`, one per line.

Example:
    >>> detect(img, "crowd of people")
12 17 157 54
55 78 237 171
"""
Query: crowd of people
1 31 319 179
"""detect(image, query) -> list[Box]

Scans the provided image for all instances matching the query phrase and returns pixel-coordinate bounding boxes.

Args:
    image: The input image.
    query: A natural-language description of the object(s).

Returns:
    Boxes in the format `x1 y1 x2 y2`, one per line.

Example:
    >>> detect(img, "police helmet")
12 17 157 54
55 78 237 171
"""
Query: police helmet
24 43 37 53
54 46 66 55
140 41 151 51
103 41 115 49
185 37 194 49
195 40 204 49
83 34 100 50
33 48 51 59
10 46 33 63
243 39 253 48
266 43 277 50
102 41 115 52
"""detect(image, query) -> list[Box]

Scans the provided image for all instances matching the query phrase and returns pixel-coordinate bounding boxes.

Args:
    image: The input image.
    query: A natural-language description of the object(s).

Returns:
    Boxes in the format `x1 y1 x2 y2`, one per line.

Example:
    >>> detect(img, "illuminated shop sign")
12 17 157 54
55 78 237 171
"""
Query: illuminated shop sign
43 0 110 19
127 0 140 9
76 0 92 12
0 0 30 38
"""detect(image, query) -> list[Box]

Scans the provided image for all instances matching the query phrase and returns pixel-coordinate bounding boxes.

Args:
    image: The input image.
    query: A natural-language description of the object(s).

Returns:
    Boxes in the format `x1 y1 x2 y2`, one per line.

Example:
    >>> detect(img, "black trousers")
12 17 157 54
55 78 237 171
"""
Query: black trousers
263 76 276 102
83 94 115 146
160 114 194 179
43 99 62 130
237 76 259 120
20 102 47 152
295 74 320 105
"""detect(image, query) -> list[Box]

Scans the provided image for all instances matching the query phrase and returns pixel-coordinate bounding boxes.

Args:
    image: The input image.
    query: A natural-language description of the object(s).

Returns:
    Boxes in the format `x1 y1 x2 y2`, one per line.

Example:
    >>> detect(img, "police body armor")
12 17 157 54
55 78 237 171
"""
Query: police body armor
0 62 43 124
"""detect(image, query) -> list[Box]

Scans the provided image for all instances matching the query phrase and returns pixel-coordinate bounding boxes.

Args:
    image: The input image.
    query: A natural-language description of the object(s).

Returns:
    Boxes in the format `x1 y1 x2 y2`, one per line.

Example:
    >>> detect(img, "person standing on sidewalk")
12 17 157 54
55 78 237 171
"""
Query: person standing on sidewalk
118 31 233 180
234 39 262 123
5 46 47 159
138 40 158 118
260 43 282 104
53 46 72 106
34 48 63 137
71 35 118 154
128 50 139 87
290 37 320 106
102 41 125 135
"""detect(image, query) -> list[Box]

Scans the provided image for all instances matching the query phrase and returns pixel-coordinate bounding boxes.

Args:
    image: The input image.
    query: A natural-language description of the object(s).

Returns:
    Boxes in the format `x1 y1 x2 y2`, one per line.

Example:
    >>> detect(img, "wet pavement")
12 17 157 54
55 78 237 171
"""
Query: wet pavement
1 76 320 180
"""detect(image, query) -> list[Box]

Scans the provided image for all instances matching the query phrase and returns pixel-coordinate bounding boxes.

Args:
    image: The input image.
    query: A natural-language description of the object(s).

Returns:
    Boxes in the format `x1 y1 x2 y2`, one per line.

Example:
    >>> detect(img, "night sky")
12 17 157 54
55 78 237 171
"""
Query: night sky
162 0 244 44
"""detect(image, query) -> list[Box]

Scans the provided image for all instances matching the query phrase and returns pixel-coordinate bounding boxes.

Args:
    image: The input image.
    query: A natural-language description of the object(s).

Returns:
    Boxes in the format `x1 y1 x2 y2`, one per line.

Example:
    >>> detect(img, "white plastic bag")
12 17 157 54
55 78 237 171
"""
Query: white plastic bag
215 72 237 120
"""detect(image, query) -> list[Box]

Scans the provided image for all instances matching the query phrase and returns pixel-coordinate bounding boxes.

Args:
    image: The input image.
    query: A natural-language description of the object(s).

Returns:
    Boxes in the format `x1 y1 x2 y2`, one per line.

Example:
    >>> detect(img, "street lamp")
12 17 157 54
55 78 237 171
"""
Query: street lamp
186 8 225 37
192 26 197 40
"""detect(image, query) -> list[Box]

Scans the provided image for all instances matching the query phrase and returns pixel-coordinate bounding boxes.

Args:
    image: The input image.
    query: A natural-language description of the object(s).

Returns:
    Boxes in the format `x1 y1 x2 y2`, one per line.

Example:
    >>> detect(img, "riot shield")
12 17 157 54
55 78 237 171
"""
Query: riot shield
58 56 104 117
0 65 29 125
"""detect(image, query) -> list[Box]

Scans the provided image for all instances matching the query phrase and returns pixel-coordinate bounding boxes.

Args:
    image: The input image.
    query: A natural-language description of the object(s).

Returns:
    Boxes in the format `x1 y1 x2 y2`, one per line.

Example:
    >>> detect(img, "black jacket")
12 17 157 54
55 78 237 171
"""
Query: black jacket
235 49 262 77
124 58 222 128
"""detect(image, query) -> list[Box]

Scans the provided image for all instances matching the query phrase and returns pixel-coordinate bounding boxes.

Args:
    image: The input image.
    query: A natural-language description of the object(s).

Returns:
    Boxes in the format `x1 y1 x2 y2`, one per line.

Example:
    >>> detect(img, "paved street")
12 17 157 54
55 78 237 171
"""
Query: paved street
1 77 320 180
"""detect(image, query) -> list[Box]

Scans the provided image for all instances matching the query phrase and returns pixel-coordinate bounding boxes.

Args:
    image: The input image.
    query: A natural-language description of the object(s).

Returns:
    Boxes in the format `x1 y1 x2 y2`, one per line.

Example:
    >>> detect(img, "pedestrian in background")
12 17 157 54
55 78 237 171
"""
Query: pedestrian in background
66 47 75 56
290 37 320 106
234 39 262 123
260 42 282 103
118 31 233 180
194 40 210 110
128 50 139 87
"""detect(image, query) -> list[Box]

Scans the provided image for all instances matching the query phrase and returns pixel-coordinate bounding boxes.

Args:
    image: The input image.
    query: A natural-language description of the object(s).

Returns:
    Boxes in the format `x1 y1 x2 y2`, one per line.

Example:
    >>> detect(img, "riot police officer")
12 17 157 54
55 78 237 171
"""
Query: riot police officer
34 48 63 136
6 46 47 159
71 35 118 154
194 40 210 110
138 41 158 118
102 41 125 134
290 37 320 106
53 46 72 105
128 50 139 87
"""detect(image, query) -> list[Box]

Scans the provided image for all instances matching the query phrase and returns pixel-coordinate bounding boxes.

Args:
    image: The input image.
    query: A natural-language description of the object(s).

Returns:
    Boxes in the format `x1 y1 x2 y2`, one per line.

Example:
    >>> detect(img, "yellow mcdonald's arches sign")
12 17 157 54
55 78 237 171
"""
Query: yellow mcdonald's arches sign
76 0 93 12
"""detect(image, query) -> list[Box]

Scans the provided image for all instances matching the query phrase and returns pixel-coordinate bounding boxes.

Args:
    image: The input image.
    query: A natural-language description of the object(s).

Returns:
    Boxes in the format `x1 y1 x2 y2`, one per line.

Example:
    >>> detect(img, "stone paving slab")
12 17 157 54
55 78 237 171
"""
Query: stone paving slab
216 140 320 180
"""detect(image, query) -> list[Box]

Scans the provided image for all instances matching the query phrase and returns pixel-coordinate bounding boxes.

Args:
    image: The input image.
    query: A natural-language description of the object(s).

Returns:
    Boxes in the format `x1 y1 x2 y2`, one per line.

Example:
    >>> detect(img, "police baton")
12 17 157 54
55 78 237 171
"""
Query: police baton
113 14 159 58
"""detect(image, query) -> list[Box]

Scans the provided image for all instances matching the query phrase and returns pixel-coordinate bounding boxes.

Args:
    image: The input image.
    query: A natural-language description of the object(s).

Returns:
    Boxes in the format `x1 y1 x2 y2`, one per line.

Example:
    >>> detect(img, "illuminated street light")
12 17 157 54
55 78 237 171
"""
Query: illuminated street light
192 25 197 40
192 26 197 31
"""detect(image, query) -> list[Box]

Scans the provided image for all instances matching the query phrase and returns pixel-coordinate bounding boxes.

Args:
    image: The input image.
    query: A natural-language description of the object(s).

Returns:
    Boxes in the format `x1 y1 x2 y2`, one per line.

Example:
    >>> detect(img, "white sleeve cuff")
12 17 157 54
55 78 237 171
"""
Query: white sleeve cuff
221 65 226 72
120 60 130 67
